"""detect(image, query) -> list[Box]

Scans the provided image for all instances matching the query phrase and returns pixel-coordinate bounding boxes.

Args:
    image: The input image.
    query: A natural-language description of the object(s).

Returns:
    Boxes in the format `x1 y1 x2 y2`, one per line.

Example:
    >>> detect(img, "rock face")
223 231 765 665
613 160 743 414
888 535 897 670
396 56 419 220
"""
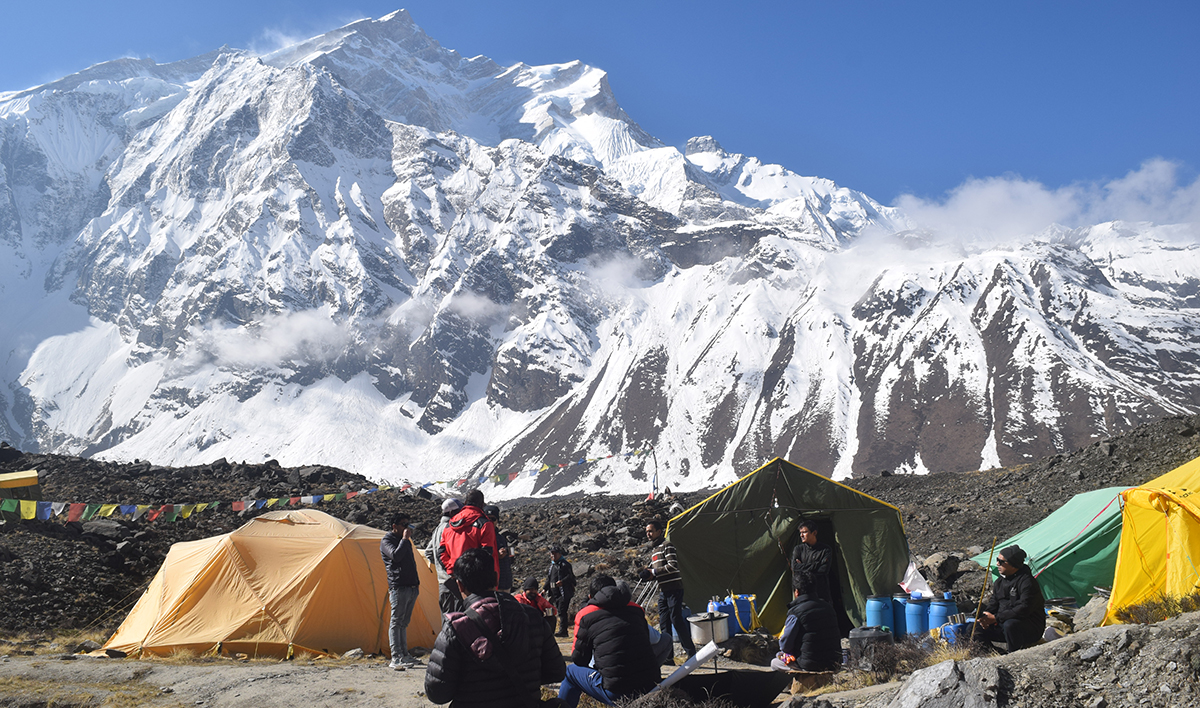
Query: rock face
1 11 1199 497
885 658 1000 708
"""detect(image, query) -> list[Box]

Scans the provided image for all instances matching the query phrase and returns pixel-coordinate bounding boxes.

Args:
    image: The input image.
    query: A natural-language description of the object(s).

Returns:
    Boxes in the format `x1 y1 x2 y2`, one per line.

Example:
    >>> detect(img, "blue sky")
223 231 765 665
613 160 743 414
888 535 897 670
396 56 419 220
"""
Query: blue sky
3 1 1198 211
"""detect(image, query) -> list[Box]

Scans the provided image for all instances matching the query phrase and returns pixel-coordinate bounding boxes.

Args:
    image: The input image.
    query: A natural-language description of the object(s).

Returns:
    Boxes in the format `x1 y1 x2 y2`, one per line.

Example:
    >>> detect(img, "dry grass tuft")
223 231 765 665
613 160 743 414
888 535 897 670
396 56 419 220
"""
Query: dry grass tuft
1114 590 1200 625
0 675 186 708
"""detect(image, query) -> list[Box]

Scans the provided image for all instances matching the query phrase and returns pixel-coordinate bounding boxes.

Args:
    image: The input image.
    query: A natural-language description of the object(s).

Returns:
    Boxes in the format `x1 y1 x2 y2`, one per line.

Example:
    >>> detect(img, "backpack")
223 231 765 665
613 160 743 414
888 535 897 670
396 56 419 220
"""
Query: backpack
439 506 496 574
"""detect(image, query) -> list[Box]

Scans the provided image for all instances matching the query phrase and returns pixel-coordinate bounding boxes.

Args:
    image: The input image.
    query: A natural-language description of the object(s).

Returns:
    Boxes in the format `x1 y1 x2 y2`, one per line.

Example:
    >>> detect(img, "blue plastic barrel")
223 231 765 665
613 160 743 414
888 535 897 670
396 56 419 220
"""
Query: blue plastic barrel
905 595 930 636
928 598 955 632
728 594 755 635
866 595 894 632
891 594 909 638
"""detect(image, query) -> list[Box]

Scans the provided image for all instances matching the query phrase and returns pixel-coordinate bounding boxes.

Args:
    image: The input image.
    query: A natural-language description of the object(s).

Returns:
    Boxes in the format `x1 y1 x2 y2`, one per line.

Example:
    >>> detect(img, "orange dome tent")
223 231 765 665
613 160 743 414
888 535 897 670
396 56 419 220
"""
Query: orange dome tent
104 509 440 658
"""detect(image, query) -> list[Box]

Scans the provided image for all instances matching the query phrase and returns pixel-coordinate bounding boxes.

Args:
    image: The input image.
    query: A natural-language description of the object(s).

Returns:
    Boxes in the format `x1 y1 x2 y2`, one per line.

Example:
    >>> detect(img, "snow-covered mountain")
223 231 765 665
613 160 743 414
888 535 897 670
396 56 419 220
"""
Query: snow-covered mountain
2 10 1197 498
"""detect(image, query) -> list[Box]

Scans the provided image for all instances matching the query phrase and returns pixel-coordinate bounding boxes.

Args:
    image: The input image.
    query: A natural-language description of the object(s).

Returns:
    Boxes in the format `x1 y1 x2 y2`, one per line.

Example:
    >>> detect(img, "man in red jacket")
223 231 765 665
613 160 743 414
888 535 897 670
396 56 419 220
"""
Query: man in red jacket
438 489 500 613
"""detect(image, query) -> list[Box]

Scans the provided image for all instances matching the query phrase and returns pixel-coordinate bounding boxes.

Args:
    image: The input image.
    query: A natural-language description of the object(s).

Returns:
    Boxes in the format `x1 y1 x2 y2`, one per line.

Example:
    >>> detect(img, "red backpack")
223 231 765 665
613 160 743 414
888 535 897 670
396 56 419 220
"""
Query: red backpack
438 506 500 577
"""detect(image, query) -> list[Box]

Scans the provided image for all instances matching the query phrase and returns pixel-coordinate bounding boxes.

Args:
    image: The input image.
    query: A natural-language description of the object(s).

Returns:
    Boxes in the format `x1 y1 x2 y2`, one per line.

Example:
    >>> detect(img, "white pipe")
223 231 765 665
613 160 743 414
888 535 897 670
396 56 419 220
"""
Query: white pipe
647 641 720 694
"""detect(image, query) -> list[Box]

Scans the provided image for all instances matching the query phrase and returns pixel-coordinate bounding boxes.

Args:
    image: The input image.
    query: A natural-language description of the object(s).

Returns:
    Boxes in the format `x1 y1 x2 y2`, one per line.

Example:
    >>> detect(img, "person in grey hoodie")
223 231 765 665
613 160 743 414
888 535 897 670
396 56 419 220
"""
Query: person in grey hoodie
426 497 464 614
424 548 565 708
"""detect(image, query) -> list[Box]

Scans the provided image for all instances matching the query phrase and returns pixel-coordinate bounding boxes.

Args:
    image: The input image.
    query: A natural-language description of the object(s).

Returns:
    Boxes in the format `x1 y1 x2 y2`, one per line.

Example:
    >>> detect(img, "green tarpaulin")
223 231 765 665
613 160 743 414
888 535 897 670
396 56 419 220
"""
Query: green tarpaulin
667 458 911 633
971 486 1126 605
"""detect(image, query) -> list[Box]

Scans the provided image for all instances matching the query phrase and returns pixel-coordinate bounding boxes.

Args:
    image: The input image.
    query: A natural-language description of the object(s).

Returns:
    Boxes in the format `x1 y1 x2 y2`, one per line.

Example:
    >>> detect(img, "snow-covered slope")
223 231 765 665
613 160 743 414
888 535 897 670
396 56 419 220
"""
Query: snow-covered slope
1 12 1197 498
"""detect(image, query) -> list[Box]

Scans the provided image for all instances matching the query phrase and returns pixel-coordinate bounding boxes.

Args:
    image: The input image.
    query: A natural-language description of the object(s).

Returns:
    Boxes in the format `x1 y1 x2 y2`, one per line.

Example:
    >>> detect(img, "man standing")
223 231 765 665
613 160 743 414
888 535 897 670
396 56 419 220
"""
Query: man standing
381 512 421 670
641 519 696 658
427 498 464 614
791 520 832 603
484 505 514 592
771 572 841 672
558 576 660 707
425 549 566 708
547 545 576 637
439 490 499 612
976 545 1046 653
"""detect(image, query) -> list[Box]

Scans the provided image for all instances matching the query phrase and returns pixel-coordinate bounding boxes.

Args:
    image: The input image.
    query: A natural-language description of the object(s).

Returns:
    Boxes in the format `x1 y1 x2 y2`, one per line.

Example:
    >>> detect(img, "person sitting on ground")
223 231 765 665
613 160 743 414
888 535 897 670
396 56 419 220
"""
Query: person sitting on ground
558 575 661 707
515 575 557 633
425 549 566 708
772 571 842 673
975 545 1046 654
571 575 673 666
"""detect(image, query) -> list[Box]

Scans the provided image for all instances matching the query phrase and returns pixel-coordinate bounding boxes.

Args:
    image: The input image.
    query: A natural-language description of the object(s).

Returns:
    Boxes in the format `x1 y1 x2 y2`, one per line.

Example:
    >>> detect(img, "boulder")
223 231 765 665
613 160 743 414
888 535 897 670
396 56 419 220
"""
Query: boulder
886 658 1000 708
1073 594 1109 632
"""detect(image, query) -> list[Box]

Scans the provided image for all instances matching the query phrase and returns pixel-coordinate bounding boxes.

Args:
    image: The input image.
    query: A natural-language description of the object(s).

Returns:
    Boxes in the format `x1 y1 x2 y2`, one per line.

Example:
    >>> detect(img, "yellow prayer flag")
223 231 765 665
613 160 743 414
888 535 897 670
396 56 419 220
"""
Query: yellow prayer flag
98 504 118 517
194 503 209 513
266 498 280 507
180 504 196 519
19 500 36 519
321 494 334 502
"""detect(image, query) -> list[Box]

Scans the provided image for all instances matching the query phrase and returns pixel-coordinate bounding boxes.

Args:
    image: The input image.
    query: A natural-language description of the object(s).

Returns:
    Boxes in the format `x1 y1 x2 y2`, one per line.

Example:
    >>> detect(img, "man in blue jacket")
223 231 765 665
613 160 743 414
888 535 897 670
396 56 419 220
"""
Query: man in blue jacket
381 512 420 670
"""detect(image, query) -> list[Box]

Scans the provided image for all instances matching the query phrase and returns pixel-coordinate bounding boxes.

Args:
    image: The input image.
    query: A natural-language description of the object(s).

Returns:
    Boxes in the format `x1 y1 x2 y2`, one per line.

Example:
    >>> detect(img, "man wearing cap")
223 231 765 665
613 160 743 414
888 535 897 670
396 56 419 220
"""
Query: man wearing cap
547 546 576 637
976 545 1046 653
426 497 464 614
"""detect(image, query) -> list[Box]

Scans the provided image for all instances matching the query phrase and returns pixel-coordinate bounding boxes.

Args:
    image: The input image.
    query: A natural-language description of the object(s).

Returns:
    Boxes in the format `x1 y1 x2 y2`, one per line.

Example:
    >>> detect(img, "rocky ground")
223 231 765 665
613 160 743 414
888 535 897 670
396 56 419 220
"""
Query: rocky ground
2 412 1200 706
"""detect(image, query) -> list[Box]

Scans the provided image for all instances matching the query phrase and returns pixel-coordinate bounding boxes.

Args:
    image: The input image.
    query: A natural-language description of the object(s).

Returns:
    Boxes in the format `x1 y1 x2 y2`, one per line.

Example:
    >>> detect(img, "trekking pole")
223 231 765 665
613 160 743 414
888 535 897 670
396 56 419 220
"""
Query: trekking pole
970 536 998 643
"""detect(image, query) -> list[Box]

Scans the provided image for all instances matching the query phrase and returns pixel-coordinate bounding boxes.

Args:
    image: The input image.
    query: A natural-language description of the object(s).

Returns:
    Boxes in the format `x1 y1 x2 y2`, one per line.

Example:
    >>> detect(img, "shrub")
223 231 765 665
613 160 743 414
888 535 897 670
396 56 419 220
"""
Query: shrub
1113 590 1200 625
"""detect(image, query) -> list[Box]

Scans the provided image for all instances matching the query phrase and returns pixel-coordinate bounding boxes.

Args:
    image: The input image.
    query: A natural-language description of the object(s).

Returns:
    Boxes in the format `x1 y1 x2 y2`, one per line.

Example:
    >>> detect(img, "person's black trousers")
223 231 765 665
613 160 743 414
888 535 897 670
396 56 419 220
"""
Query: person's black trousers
658 587 696 655
973 618 1043 653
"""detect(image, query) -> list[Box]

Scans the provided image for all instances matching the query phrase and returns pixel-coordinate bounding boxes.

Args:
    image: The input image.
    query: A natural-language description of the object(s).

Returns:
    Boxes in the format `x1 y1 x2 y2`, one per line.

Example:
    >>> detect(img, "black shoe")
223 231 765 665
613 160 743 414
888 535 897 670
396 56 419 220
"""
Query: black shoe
555 631 568 637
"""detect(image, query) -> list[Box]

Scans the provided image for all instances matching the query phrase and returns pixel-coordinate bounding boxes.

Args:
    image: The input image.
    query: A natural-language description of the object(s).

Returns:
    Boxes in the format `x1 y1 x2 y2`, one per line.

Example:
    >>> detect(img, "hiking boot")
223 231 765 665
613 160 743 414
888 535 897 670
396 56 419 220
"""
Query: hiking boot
400 655 421 668
388 659 406 671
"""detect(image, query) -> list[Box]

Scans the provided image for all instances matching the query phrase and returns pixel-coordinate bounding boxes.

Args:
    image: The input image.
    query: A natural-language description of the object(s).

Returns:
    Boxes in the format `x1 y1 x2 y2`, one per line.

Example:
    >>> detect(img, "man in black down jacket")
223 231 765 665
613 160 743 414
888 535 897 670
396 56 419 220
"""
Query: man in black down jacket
772 572 841 672
976 545 1045 653
558 576 660 707
425 548 566 708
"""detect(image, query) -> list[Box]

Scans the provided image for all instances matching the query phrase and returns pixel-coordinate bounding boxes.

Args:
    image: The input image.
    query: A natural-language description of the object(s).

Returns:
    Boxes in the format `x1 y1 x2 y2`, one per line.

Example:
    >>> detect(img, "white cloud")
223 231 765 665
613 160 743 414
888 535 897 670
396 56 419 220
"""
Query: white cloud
446 292 509 322
185 308 352 369
895 159 1200 244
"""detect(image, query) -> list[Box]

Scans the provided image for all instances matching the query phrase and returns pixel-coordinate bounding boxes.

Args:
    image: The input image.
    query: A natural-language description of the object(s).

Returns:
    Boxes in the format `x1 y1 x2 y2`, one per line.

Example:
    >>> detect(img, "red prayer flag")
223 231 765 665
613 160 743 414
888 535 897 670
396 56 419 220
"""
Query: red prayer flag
68 503 85 522
232 501 245 511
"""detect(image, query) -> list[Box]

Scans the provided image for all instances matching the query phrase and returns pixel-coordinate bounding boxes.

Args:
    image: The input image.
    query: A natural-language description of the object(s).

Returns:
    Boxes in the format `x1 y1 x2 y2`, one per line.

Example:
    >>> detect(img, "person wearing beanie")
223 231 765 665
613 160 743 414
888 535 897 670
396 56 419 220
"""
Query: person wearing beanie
515 575 557 633
425 497 464 614
976 545 1046 653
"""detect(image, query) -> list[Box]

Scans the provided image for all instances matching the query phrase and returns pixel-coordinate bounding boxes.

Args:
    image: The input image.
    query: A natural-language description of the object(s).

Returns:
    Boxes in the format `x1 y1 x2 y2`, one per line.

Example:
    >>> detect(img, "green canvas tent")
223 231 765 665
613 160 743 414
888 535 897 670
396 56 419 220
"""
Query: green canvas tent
970 486 1125 605
667 458 910 634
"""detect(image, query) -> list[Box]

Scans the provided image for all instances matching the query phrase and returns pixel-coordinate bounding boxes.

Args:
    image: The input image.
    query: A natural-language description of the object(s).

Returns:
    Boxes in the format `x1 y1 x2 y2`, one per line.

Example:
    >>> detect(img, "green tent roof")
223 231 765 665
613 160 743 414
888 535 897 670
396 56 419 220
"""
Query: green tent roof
667 458 910 633
971 486 1126 604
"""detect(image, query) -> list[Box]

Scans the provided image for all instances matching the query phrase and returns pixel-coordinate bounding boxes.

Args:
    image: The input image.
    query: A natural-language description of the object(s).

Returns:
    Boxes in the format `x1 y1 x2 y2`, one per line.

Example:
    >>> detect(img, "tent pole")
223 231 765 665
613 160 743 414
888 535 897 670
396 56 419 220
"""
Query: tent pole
971 537 998 644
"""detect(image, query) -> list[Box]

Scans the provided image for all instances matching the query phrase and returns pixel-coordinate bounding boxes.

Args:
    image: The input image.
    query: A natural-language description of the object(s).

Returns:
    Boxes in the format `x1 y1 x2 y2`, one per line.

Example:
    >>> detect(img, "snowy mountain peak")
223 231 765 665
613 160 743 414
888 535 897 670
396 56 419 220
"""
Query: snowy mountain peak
0 11 1196 499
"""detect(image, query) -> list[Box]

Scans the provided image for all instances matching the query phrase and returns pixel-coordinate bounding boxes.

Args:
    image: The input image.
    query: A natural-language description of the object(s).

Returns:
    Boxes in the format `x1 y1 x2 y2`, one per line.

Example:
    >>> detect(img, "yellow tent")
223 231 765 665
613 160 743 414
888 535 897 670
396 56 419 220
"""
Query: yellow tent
1104 454 1200 625
104 509 441 658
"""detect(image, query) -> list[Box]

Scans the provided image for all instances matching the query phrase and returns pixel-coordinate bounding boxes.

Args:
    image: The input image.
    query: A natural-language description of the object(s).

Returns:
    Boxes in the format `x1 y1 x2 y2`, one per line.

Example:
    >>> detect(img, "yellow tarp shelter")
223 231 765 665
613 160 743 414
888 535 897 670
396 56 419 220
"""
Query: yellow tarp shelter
104 509 440 658
1104 454 1200 625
